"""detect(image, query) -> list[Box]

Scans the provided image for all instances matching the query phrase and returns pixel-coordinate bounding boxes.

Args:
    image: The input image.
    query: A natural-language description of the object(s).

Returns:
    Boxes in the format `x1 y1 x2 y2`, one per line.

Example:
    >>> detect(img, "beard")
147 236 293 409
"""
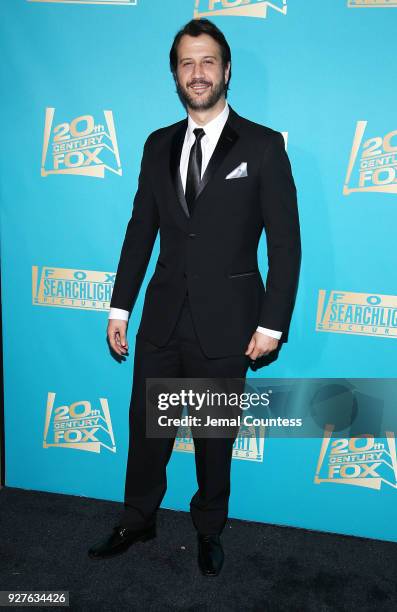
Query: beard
176 74 227 111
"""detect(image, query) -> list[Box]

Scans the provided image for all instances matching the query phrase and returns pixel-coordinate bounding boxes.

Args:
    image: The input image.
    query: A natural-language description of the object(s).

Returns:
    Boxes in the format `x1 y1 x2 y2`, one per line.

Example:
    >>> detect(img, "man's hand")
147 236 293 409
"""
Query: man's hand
107 319 129 356
245 331 279 360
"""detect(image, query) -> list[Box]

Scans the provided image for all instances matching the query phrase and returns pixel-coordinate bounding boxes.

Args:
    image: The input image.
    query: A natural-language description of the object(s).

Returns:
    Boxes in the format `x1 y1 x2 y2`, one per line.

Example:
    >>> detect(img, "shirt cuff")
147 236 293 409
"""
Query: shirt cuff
256 326 282 340
108 307 129 321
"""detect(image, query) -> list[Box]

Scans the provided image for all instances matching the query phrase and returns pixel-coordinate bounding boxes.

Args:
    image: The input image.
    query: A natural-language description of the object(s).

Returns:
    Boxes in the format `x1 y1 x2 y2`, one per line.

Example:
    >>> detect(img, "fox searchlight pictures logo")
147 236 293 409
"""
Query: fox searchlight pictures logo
29 1 136 5
193 0 287 19
175 424 265 462
32 266 115 312
41 108 122 178
316 289 397 339
348 1 397 7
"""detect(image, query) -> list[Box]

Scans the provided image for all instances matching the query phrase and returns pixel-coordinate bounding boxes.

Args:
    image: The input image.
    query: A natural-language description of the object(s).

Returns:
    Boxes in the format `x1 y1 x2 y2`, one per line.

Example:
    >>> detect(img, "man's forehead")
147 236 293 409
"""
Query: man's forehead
177 34 221 59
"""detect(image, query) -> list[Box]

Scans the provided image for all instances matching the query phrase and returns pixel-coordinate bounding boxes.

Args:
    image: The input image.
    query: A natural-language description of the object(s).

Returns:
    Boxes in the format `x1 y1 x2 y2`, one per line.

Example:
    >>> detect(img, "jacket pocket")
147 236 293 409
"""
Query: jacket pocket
228 270 258 279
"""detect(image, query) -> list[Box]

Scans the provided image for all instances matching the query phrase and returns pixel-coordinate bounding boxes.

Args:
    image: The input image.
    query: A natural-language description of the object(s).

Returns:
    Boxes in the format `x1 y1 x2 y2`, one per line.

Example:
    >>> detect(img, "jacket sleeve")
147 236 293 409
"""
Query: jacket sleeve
110 133 159 314
258 131 301 340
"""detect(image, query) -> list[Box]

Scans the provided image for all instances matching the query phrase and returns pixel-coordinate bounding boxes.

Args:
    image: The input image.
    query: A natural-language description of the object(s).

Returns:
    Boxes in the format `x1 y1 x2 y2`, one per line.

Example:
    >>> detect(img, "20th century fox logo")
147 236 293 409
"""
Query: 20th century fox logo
194 0 287 19
41 108 121 178
344 121 397 195
315 425 397 490
43 392 116 453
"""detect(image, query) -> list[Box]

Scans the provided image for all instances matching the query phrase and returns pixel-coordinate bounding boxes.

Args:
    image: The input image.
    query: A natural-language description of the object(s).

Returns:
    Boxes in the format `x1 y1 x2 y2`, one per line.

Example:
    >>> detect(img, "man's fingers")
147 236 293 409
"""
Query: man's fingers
114 329 128 354
118 330 128 350
245 336 265 360
114 330 128 355
247 332 279 360
112 331 124 355
107 321 128 355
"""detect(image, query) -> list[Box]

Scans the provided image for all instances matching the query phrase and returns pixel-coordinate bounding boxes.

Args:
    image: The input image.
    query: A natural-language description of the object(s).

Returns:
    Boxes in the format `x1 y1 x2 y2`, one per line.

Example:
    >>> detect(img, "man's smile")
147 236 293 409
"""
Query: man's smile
188 80 212 95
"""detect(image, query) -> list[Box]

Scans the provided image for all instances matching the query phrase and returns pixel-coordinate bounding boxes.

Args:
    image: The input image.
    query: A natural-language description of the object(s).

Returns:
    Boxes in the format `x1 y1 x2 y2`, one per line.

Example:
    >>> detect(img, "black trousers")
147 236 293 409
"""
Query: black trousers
118 293 250 535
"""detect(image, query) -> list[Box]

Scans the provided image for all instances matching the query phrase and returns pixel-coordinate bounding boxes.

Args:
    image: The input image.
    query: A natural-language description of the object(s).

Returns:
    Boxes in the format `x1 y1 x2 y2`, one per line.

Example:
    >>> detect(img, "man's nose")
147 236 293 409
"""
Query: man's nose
191 62 205 80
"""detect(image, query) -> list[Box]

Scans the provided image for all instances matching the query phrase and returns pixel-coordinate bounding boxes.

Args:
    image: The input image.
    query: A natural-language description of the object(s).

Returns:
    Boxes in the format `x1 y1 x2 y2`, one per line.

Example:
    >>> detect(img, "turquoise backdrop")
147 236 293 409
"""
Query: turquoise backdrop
1 0 397 542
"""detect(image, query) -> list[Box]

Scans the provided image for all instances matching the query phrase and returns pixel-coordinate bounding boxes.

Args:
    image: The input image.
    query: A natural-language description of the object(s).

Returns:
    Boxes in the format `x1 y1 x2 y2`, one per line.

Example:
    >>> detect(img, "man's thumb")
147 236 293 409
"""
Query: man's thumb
245 337 255 355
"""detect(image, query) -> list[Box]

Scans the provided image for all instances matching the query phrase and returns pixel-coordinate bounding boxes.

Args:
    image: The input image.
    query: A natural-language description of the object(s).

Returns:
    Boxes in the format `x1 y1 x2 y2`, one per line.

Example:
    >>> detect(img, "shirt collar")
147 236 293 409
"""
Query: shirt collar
187 101 229 144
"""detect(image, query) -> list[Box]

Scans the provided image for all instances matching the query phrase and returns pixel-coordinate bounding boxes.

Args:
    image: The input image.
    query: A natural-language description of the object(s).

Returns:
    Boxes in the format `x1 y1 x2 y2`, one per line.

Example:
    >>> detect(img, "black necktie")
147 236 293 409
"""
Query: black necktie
185 127 205 216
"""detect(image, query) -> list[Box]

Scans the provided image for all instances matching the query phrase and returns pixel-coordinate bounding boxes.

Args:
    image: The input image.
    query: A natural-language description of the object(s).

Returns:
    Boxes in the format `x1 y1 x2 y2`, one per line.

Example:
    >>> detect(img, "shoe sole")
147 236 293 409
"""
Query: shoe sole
88 530 156 560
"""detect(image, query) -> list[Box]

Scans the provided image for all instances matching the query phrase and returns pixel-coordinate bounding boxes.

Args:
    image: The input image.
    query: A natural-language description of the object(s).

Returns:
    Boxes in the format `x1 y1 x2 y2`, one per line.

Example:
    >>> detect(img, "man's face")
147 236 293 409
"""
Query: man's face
174 33 230 111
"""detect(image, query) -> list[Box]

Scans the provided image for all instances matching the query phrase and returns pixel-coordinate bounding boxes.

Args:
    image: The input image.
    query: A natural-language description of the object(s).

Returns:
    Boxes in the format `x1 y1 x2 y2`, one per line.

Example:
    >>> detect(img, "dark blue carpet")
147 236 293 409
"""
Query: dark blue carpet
0 486 396 611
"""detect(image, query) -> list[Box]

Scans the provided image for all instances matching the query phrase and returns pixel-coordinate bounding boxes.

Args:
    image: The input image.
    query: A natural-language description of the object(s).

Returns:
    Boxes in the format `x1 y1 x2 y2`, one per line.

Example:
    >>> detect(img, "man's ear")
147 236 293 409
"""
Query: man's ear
224 61 231 85
172 70 180 89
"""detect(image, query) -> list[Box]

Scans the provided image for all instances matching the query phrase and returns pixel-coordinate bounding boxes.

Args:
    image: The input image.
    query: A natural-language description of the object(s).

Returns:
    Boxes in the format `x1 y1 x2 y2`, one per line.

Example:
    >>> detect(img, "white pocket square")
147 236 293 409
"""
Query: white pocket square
225 162 248 180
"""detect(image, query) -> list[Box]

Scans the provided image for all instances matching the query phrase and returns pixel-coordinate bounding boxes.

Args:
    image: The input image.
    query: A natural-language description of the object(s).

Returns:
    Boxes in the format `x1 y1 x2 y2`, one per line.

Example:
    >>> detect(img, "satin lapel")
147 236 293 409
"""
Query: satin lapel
169 118 190 218
194 119 239 202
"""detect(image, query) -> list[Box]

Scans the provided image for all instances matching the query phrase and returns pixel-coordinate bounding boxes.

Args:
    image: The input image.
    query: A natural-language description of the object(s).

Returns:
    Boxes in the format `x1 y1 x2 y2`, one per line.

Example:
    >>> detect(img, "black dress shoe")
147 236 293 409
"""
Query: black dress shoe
197 534 224 577
88 524 156 560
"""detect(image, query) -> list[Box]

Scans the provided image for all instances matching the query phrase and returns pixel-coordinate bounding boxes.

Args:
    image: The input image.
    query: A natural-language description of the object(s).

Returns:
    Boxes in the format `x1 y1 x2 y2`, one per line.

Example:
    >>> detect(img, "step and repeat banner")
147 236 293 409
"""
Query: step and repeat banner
1 0 397 542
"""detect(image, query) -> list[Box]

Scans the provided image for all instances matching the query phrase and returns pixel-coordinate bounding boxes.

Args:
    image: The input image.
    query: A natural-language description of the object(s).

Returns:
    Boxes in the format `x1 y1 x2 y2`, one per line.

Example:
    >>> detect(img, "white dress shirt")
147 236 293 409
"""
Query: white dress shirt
109 101 282 341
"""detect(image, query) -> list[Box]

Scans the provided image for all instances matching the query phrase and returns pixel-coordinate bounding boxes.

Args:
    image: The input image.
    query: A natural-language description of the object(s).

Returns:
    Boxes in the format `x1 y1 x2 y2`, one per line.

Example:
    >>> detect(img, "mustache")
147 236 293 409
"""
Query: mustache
187 79 212 87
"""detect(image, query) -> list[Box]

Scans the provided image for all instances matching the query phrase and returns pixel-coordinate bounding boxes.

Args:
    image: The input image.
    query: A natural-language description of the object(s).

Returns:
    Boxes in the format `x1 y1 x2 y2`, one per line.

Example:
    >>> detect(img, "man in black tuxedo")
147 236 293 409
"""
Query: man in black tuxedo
89 18 301 576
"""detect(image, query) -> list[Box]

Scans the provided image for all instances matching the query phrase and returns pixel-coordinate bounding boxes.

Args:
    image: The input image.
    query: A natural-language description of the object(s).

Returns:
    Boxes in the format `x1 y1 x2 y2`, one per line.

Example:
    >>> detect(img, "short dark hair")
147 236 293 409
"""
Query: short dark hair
169 18 232 90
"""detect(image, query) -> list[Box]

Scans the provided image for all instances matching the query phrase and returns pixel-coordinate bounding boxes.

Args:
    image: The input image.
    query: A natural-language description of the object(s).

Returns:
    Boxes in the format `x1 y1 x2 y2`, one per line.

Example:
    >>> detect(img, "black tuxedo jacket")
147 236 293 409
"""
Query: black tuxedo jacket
110 106 301 358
